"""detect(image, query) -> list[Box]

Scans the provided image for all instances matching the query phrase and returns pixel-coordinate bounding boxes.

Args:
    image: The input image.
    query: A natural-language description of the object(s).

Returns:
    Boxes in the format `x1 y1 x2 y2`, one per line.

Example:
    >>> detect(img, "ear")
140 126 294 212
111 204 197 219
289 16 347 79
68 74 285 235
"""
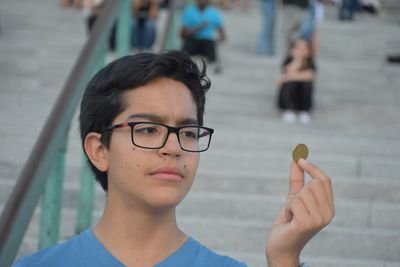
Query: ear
84 132 109 172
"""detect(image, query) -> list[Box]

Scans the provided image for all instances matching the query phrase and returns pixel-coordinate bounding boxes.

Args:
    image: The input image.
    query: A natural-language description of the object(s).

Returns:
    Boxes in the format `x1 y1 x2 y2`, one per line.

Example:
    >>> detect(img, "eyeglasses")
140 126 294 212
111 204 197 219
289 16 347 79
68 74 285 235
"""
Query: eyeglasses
102 122 214 152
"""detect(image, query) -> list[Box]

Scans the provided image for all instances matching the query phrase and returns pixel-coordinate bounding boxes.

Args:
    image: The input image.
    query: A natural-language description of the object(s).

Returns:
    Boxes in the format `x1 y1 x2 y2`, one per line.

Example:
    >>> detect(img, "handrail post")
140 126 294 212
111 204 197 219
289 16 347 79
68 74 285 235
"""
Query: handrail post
116 0 132 57
38 128 69 249
166 0 183 51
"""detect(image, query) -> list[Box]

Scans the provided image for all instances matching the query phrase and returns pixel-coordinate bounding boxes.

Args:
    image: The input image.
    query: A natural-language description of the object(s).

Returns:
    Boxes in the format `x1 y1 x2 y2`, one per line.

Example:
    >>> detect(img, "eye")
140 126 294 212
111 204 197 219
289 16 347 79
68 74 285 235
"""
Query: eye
181 129 198 139
134 125 159 135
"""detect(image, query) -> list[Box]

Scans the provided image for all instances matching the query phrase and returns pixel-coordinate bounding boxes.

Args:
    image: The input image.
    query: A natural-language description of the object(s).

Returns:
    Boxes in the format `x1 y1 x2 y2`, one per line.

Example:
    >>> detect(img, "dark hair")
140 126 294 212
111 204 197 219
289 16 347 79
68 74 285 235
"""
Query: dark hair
79 51 211 191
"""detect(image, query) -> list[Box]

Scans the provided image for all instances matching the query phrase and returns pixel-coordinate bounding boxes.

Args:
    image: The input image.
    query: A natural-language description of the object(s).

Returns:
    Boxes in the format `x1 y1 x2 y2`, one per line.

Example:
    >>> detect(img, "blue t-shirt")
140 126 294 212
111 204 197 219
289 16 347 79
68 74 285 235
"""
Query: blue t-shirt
181 4 223 40
13 229 247 267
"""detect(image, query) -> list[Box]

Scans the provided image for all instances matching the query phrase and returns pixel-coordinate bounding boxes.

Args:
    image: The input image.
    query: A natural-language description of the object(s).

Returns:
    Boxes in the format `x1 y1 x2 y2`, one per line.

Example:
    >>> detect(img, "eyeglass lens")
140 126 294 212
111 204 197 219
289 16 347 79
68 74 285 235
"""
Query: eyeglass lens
131 123 211 152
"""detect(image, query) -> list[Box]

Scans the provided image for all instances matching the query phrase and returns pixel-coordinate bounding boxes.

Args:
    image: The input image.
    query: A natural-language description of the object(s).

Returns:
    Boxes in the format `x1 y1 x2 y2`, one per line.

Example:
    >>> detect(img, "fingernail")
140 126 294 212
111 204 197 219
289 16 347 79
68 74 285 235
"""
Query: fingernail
298 158 308 165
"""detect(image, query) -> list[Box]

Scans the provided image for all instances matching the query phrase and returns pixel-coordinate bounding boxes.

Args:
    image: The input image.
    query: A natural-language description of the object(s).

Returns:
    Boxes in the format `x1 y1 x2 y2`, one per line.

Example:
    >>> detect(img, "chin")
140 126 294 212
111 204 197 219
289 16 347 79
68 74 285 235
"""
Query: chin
147 188 189 210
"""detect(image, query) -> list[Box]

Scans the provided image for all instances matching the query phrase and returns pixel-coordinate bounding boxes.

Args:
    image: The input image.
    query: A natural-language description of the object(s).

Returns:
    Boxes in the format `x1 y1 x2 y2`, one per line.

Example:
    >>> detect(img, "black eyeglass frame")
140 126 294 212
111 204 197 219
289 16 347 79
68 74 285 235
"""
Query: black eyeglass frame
101 121 214 152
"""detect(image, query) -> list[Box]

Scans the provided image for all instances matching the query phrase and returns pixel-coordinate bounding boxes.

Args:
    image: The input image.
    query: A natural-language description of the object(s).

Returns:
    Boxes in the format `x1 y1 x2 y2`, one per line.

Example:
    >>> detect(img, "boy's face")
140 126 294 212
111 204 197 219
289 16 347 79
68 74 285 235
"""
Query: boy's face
104 78 200 211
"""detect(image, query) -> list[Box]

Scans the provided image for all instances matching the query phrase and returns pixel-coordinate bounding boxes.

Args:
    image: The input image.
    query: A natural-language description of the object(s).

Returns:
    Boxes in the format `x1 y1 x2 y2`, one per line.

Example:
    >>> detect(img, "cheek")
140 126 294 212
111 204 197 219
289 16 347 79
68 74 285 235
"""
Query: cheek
109 148 142 180
186 155 200 175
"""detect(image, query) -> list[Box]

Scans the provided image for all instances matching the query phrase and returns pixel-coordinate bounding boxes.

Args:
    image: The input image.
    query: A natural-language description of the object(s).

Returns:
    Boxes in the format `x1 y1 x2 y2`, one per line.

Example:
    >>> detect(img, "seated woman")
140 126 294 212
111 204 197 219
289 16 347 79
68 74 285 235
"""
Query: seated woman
131 0 159 51
277 38 316 124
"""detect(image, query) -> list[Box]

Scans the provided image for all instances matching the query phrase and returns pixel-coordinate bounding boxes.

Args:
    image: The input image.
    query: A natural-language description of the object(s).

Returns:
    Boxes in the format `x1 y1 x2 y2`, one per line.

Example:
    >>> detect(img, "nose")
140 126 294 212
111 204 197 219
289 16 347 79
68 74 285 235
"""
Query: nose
158 131 182 157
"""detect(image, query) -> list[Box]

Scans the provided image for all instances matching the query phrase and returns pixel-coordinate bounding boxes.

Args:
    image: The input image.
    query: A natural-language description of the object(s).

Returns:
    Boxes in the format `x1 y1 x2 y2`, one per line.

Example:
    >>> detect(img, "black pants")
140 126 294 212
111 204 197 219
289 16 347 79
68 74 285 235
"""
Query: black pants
182 38 217 63
278 81 313 111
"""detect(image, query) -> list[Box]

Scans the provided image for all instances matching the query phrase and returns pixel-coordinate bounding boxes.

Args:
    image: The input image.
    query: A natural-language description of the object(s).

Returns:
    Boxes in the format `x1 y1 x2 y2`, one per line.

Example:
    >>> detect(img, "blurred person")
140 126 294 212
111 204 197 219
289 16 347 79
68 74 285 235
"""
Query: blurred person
360 0 381 14
277 38 316 123
83 0 116 51
338 0 361 21
256 0 277 55
211 0 231 9
387 54 400 64
300 0 326 58
231 0 251 10
181 0 226 74
280 0 311 54
160 0 170 9
131 0 159 51
61 0 82 8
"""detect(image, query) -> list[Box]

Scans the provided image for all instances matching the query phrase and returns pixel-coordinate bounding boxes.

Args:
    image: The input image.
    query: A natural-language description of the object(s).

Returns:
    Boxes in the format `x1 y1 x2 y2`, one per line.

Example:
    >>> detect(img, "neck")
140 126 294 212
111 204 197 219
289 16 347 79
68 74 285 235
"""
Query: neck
93 195 187 266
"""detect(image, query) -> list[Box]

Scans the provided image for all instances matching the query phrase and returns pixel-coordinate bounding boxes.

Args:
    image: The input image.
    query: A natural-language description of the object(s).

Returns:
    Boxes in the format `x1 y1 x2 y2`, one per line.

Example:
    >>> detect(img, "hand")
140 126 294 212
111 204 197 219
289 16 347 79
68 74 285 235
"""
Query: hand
266 159 335 267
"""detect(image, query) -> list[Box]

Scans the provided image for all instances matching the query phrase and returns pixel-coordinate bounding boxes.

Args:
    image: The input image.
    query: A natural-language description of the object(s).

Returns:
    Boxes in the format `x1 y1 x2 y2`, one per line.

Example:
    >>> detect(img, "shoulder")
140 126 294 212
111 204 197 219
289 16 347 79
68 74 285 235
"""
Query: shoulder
13 236 80 267
12 229 102 267
158 237 247 267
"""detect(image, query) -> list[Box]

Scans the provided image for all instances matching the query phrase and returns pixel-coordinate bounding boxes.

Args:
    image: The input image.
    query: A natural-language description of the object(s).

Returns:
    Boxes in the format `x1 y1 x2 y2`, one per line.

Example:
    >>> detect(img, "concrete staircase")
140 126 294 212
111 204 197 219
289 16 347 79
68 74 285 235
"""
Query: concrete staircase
1 0 400 266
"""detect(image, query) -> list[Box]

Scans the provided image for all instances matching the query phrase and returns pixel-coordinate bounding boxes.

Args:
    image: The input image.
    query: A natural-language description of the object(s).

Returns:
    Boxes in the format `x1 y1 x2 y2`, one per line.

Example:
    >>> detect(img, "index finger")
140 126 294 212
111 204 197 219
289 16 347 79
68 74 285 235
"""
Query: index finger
297 159 335 212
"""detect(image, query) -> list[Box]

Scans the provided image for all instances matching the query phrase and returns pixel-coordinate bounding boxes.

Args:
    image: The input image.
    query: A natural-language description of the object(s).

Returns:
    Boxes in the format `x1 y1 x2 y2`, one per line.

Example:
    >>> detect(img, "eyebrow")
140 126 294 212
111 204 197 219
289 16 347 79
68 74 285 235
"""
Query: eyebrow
126 113 199 126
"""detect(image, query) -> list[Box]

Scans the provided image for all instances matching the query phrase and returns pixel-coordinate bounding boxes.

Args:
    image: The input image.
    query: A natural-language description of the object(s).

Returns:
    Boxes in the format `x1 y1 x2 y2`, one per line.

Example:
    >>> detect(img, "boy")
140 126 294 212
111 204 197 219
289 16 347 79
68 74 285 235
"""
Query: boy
14 51 334 266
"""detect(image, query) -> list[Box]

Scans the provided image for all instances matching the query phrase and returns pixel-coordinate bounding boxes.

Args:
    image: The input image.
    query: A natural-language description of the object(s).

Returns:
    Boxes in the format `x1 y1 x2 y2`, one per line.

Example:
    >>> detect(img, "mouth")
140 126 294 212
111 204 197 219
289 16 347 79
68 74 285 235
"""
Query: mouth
150 167 184 182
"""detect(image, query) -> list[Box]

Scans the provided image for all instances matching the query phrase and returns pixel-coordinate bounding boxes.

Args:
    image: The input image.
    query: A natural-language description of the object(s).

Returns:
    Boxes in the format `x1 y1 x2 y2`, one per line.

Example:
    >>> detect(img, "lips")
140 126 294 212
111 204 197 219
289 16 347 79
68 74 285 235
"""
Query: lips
150 167 184 182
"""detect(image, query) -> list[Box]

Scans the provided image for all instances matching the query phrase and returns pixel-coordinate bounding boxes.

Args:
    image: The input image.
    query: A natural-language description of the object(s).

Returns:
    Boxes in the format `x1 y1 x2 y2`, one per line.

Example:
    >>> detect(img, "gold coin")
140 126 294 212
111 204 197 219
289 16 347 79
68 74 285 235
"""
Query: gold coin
292 144 309 162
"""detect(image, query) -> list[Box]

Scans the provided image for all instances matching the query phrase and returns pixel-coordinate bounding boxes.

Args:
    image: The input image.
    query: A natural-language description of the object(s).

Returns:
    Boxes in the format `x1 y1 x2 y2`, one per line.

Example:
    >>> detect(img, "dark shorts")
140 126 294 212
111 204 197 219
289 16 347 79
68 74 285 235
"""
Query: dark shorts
182 38 217 62
277 81 313 111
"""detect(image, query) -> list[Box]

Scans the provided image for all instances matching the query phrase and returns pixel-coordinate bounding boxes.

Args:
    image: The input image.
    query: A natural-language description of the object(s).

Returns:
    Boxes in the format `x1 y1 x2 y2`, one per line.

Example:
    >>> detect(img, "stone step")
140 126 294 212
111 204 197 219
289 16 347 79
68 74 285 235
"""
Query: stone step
179 192 400 230
207 76 400 107
200 150 399 180
205 112 400 139
209 126 400 156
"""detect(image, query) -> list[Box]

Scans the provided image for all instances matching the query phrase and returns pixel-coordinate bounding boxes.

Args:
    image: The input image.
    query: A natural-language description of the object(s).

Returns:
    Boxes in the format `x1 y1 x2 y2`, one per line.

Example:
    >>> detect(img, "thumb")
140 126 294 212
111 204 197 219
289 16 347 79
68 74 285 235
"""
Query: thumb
287 161 305 199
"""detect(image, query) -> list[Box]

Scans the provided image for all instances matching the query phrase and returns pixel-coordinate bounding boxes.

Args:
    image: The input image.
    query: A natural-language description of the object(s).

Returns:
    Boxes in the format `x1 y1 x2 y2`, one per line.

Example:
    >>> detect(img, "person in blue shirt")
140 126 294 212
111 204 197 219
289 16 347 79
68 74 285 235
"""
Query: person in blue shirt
181 0 225 73
13 51 334 267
